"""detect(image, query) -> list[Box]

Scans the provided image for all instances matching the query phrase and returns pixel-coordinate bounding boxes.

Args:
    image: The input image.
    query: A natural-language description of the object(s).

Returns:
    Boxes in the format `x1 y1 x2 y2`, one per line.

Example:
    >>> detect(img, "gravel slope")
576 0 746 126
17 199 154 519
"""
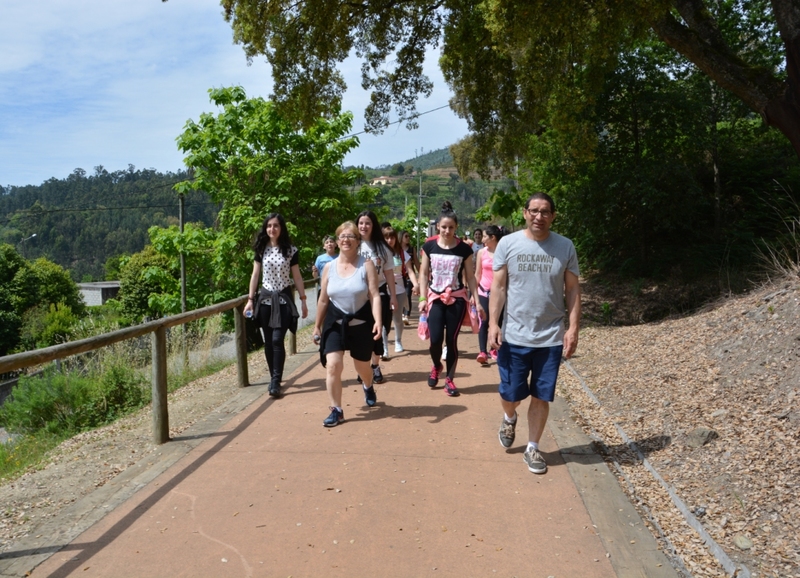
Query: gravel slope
562 279 800 577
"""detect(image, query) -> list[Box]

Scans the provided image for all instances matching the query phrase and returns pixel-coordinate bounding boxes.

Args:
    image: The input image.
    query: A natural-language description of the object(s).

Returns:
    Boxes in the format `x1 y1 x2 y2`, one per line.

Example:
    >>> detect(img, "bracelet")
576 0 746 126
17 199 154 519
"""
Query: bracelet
300 295 307 300
247 297 254 301
419 297 427 303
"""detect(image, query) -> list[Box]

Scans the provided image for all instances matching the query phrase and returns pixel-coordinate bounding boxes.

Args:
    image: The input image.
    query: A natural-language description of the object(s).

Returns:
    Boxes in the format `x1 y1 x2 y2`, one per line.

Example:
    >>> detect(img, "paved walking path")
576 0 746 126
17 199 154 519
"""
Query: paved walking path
8 323 676 578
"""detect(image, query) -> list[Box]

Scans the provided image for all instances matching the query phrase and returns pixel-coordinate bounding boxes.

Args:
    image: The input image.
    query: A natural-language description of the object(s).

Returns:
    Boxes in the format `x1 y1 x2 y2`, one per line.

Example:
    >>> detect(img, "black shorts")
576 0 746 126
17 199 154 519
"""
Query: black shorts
323 321 375 362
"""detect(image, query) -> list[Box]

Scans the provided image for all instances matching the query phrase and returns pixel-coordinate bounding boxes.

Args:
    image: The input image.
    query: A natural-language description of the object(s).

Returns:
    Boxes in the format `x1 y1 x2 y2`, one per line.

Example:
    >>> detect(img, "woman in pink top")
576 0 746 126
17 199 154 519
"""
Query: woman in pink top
474 225 505 364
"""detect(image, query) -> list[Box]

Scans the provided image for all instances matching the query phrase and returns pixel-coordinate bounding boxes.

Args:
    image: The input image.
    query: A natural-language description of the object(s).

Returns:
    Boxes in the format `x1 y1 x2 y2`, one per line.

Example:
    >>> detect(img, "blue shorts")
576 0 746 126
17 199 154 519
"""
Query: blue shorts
497 342 563 403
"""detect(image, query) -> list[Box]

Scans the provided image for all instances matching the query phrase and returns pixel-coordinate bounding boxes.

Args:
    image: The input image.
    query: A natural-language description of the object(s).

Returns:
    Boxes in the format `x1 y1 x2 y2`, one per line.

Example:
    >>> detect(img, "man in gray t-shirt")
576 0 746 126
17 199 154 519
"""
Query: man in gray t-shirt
489 193 581 475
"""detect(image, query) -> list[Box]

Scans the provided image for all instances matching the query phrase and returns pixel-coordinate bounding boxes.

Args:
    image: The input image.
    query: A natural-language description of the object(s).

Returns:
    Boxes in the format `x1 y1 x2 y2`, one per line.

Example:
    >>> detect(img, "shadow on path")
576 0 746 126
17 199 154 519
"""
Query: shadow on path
15 394 280 578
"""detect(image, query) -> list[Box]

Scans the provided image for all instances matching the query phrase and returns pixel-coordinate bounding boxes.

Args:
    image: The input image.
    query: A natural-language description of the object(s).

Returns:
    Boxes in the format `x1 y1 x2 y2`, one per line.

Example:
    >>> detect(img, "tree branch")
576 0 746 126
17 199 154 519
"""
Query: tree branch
651 8 784 116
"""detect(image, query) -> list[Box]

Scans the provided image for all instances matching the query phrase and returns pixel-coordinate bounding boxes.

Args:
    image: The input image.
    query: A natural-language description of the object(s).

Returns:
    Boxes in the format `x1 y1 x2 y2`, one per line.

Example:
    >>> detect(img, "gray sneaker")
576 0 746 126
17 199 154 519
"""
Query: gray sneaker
523 447 547 474
498 414 517 448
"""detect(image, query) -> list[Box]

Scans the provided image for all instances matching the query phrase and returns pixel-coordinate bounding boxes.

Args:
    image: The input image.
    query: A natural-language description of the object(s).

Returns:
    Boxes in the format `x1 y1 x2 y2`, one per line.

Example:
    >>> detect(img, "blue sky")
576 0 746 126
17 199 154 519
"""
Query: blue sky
0 0 468 188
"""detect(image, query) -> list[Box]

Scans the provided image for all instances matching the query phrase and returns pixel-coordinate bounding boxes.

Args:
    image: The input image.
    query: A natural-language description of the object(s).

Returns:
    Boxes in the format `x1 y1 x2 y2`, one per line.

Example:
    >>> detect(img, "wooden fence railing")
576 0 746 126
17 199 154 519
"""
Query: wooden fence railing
0 277 320 445
0 295 250 445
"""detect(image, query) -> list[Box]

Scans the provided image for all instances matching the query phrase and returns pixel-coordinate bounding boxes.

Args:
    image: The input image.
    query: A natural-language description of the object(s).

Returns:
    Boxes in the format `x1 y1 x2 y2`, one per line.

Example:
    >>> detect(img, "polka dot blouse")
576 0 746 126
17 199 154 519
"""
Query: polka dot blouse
256 245 299 292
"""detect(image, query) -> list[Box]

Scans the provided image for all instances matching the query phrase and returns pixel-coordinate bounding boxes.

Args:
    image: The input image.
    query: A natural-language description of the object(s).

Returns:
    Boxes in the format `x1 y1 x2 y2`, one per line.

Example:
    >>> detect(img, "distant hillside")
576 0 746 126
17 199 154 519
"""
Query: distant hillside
401 147 453 171
0 166 217 281
363 147 453 174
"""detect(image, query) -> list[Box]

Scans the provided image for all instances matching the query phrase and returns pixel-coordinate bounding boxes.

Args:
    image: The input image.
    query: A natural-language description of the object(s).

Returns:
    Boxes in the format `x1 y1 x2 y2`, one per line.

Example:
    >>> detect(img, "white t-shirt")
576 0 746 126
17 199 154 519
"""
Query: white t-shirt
358 240 390 287
390 250 411 295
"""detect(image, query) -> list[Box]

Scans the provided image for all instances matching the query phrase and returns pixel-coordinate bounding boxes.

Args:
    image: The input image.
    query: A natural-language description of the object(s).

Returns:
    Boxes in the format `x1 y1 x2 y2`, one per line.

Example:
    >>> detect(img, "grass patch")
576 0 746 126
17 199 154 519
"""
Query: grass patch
0 315 240 481
0 431 64 480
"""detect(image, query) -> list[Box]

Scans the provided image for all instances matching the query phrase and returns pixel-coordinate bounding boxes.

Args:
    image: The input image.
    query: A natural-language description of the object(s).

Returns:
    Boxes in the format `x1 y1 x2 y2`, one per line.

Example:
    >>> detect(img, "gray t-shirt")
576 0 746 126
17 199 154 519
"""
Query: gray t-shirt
493 230 579 347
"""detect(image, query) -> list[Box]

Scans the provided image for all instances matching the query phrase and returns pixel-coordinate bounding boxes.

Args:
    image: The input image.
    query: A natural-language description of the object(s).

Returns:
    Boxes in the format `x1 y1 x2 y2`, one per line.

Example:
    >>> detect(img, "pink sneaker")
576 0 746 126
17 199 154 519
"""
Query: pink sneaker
427 363 442 388
490 349 498 361
476 352 488 365
444 377 460 397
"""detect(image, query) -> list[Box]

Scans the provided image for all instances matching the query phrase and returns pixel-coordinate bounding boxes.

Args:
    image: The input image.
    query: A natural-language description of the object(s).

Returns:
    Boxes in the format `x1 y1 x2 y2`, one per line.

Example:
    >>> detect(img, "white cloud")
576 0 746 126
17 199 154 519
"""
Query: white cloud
0 0 467 187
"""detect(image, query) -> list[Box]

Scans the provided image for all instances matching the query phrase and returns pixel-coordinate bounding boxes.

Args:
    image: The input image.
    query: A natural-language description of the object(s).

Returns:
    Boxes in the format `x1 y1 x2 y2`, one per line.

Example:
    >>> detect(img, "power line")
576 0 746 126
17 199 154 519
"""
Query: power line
341 102 454 140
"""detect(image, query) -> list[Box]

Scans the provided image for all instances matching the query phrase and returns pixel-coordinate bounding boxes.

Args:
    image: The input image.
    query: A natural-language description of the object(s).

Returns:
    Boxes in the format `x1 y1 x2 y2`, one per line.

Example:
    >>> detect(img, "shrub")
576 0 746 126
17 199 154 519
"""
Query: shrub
0 362 149 437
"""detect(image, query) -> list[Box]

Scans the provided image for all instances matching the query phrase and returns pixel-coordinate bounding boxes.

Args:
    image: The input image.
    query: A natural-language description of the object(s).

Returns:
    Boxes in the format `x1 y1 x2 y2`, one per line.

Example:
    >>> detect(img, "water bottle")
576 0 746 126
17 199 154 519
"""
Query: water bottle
245 310 253 319
418 313 429 341
468 303 479 332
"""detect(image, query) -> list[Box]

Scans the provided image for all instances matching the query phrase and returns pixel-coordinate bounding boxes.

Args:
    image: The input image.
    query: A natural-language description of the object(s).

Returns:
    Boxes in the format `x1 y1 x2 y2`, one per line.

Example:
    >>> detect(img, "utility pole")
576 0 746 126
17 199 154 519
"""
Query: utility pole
417 172 423 252
179 194 188 369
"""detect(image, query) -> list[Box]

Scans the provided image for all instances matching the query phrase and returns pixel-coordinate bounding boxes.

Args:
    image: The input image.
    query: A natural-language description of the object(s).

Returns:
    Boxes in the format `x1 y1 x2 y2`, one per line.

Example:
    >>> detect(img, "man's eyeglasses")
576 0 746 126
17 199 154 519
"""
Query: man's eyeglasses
525 208 553 218
338 234 358 241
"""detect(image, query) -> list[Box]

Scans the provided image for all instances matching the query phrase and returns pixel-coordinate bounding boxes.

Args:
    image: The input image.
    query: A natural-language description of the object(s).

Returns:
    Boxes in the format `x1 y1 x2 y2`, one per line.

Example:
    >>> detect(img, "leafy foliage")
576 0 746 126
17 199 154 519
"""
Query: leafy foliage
117 245 175 322
218 0 798 170
0 245 85 354
513 36 800 279
20 303 80 349
0 362 148 437
160 86 370 310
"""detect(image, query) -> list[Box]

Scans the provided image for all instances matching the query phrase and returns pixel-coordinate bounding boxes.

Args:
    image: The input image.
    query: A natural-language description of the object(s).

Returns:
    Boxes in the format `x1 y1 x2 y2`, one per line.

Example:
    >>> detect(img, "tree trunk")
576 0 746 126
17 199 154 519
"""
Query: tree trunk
765 6 800 155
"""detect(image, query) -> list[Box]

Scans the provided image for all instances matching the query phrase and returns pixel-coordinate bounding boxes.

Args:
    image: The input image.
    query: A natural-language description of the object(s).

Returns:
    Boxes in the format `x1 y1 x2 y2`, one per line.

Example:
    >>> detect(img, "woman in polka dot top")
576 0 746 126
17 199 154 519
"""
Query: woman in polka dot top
244 213 308 397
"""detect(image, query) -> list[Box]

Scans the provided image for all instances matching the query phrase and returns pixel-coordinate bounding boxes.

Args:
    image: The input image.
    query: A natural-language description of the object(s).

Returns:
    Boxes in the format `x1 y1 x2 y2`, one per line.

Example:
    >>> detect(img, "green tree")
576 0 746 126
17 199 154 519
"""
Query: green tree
168 86 373 308
216 0 796 168
502 36 800 278
28 258 85 316
0 245 85 353
117 245 175 322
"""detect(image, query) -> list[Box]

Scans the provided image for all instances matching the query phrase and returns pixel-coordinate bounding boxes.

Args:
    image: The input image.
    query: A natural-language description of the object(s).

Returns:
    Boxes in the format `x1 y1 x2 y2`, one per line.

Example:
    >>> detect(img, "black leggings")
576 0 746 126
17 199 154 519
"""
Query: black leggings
427 297 467 378
478 293 503 354
257 303 290 382
403 278 413 316
372 289 392 356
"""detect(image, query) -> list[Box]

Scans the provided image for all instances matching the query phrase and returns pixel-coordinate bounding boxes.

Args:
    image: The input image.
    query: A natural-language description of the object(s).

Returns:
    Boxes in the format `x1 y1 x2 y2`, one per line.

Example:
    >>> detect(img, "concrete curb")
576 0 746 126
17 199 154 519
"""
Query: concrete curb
549 397 679 577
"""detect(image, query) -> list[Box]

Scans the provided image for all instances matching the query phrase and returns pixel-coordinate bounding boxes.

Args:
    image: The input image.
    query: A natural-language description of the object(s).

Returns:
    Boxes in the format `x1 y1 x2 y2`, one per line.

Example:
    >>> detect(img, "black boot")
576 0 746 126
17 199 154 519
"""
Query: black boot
268 376 282 398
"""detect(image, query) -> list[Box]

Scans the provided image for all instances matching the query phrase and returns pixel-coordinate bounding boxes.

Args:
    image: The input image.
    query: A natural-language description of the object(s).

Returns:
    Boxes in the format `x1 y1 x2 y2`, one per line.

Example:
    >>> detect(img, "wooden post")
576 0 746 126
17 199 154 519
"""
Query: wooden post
234 304 249 388
179 194 188 370
152 326 169 444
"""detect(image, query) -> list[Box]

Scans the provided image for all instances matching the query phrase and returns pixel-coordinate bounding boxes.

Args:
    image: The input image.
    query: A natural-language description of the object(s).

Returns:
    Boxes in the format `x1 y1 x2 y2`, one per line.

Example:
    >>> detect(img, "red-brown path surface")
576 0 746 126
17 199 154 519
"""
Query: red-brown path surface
26 325 677 578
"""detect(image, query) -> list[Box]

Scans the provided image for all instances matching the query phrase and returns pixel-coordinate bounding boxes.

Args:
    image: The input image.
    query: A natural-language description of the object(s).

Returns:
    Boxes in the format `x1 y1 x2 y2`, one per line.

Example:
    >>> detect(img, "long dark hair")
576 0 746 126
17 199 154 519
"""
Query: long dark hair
356 210 392 258
253 213 293 259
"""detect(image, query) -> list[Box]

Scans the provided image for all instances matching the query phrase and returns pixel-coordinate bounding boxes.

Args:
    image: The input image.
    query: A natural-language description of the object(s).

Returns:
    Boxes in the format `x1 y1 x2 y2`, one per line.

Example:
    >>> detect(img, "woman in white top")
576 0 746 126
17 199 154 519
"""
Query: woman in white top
382 225 418 352
244 213 308 398
313 221 382 427
356 210 398 383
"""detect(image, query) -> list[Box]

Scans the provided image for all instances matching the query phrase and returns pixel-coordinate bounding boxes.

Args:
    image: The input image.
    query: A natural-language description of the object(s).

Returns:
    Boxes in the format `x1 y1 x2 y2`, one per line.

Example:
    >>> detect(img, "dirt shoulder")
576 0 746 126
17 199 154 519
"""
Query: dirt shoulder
564 277 800 577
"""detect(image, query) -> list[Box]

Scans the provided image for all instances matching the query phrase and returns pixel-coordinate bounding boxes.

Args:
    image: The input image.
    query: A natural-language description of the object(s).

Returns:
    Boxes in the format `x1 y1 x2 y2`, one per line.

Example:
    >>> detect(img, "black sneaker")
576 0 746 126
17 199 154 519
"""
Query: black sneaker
323 407 344 427
427 363 442 388
372 365 385 384
364 385 377 407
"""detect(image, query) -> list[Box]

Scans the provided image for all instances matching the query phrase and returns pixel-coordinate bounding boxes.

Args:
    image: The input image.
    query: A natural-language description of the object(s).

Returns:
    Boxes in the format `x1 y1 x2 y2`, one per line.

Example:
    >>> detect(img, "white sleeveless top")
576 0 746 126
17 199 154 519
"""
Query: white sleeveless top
328 255 369 323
